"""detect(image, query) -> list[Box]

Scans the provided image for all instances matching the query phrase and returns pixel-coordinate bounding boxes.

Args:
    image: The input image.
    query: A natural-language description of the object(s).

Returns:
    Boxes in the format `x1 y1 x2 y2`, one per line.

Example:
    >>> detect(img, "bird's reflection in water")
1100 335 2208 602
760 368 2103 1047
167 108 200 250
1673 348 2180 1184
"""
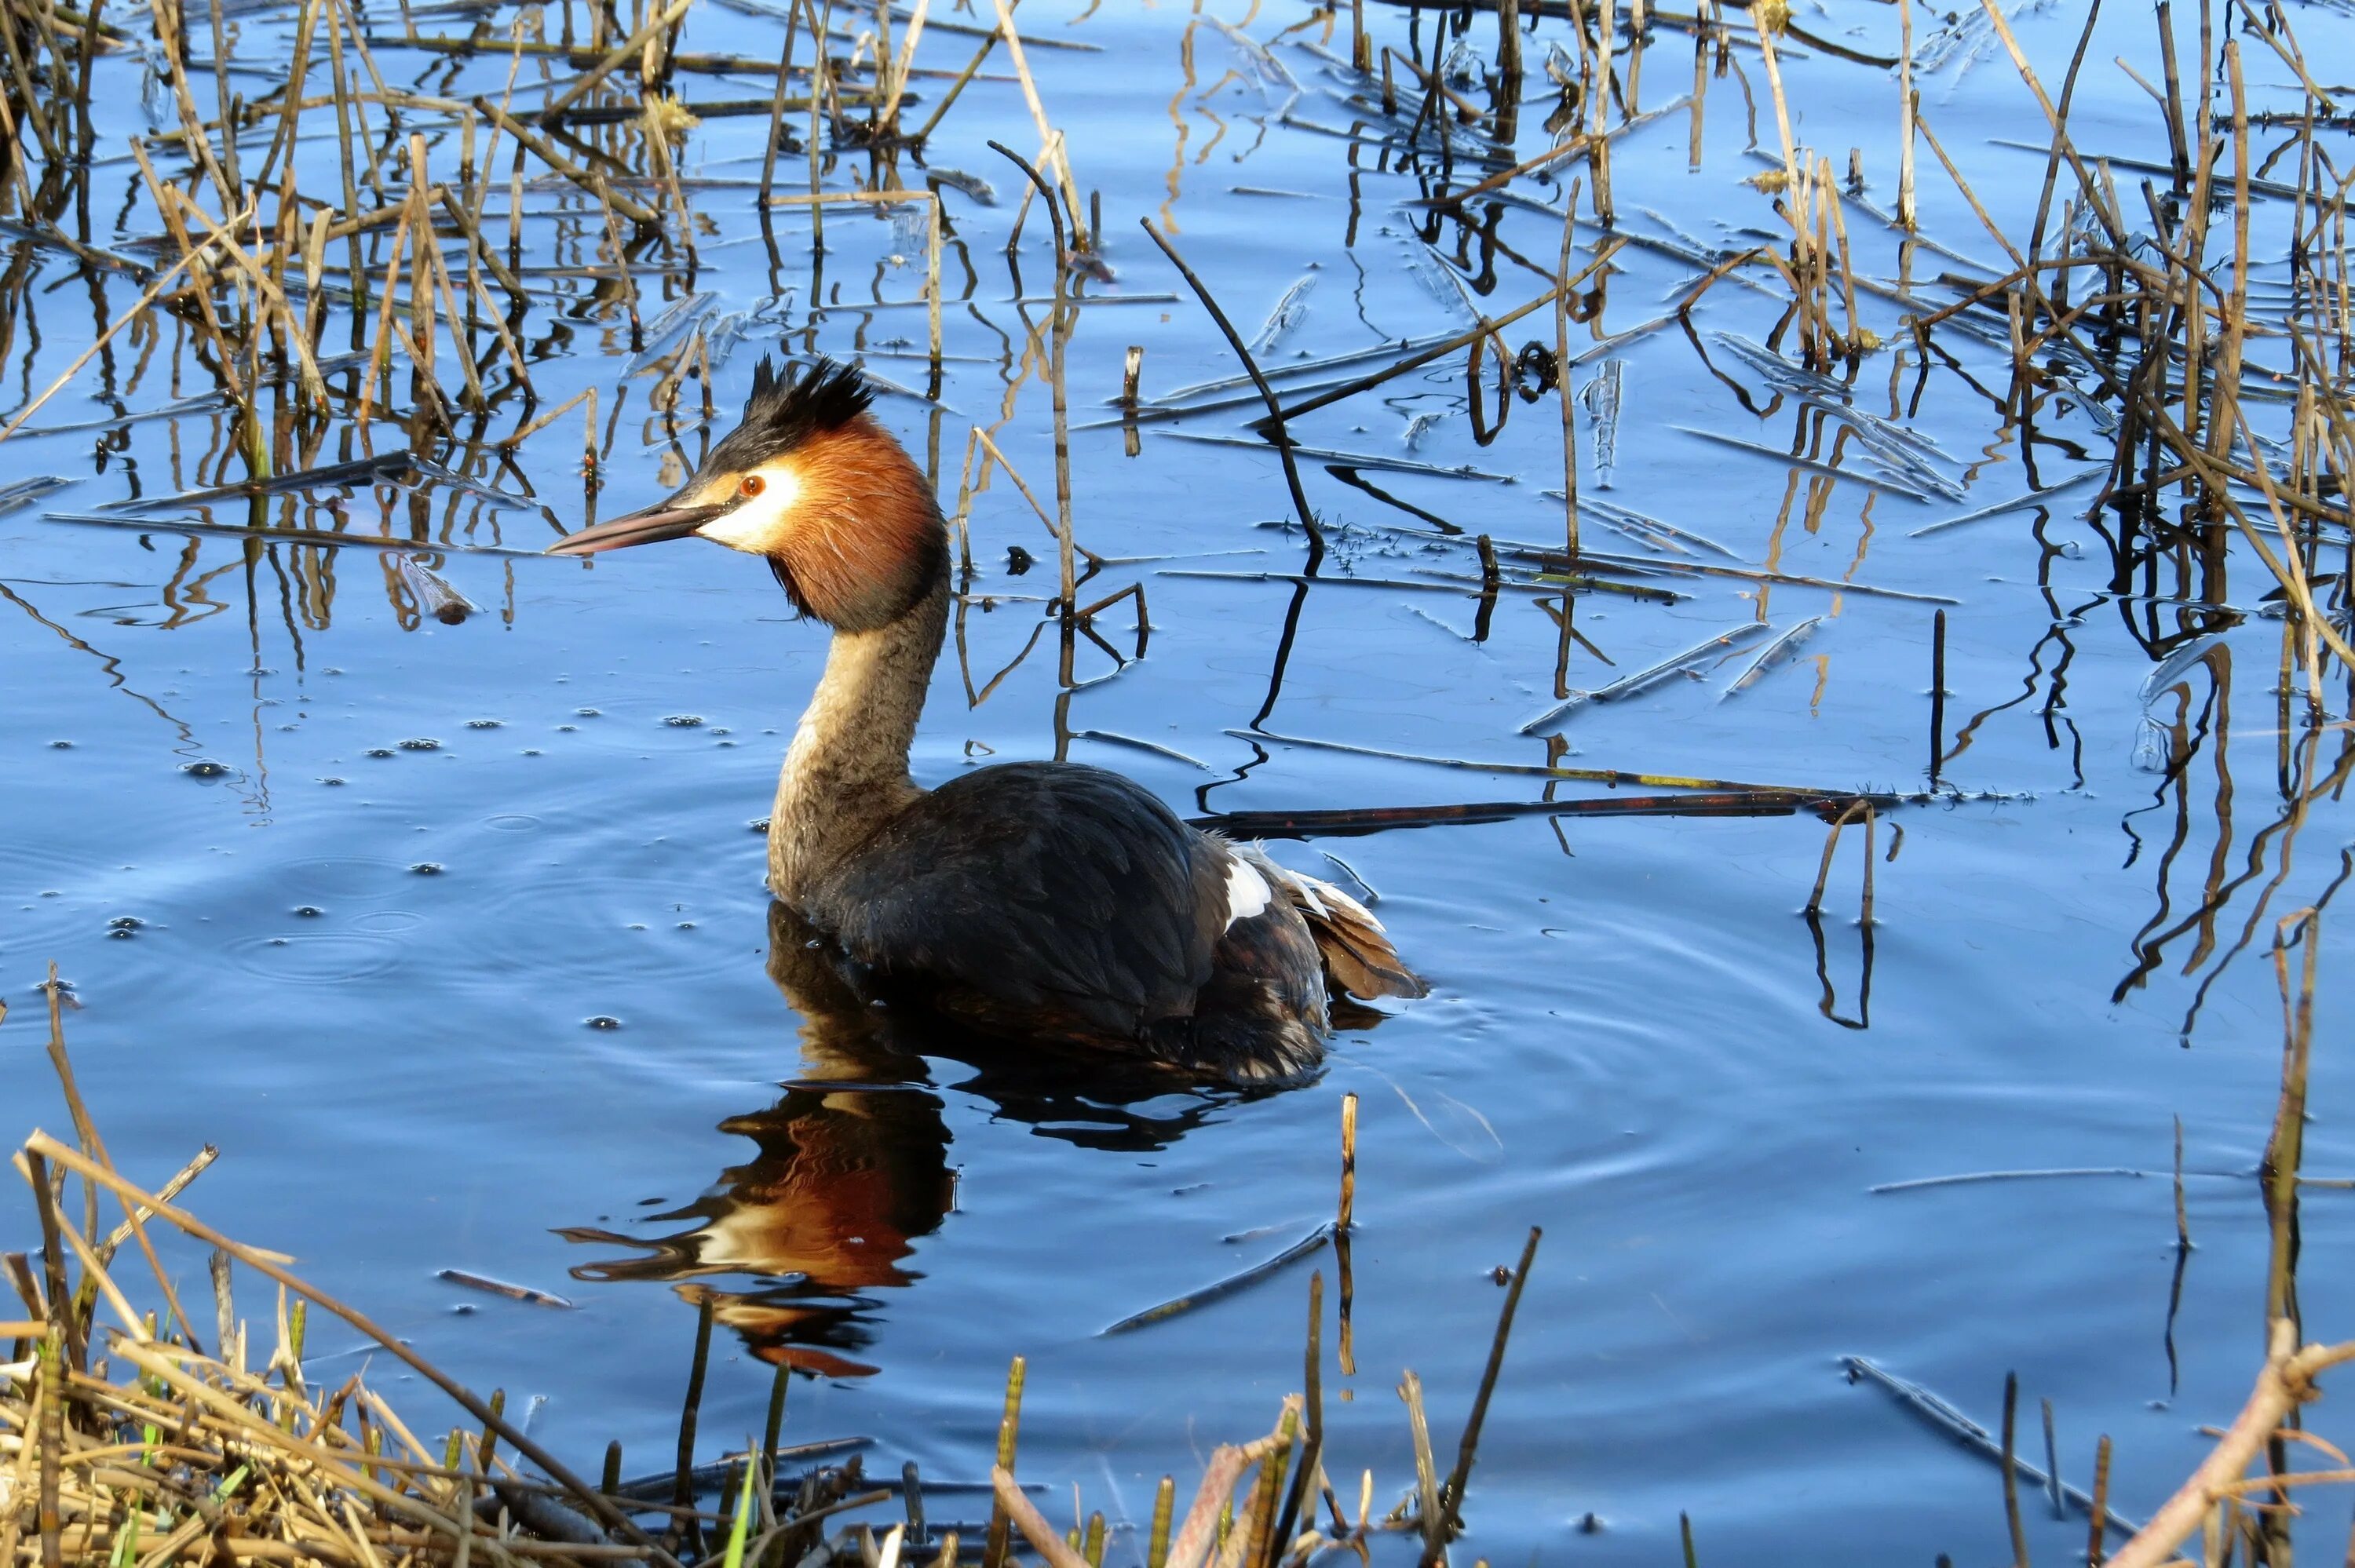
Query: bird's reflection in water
557 902 1232 1376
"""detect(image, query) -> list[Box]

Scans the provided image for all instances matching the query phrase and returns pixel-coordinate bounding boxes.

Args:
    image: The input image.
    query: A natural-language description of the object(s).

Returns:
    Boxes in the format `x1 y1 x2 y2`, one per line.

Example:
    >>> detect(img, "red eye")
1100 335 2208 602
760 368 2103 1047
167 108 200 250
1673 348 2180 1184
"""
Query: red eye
739 474 765 498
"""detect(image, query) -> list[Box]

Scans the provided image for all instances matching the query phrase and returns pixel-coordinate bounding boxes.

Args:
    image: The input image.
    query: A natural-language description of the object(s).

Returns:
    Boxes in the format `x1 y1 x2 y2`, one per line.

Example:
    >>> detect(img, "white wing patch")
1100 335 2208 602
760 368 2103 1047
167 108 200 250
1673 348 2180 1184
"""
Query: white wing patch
1222 855 1272 928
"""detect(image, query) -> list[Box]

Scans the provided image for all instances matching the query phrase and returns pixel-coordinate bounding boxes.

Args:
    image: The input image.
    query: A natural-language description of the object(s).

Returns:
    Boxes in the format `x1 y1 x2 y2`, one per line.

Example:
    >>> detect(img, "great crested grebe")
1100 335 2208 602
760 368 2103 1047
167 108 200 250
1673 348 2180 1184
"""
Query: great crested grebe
549 357 1424 1083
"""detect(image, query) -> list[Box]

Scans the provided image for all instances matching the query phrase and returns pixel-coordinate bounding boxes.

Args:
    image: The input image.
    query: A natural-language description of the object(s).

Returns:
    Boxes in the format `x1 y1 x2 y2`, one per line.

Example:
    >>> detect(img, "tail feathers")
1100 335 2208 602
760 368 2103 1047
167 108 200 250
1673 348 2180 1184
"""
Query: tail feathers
1236 845 1429 1002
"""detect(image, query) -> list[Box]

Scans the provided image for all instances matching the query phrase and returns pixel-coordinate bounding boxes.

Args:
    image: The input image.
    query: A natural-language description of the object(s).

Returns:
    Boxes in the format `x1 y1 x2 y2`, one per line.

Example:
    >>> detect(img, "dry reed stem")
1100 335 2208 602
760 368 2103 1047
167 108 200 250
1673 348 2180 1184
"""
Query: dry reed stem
990 0 1083 250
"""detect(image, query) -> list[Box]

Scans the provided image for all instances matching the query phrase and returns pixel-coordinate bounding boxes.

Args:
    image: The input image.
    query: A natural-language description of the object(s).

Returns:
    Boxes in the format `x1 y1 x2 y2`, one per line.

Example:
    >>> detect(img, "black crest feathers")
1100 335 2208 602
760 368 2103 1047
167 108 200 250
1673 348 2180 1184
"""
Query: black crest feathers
708 356 875 472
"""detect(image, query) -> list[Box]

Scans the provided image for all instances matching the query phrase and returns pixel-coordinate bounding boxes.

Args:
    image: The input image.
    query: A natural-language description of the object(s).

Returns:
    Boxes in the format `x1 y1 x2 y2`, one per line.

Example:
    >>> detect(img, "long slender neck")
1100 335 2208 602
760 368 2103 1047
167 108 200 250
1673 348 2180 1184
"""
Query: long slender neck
768 567 950 902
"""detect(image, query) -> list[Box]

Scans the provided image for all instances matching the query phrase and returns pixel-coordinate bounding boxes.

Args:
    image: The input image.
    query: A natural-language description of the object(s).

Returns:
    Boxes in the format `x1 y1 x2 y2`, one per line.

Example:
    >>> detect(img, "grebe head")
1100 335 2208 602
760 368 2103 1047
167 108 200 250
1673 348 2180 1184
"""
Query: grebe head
548 356 944 632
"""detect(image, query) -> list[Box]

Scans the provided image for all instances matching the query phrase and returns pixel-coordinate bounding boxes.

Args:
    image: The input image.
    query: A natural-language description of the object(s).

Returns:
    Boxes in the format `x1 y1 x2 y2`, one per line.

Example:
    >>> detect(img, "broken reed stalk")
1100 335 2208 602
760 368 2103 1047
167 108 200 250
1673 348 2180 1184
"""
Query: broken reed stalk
1422 1227 1540 1566
1896 0 1915 228
1805 798 1875 919
990 0 1083 250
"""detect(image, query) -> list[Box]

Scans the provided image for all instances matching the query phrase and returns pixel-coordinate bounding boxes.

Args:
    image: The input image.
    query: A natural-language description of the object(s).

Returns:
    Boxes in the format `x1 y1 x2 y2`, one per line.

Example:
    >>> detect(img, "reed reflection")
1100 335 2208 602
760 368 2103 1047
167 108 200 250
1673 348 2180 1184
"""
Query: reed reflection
557 900 1223 1377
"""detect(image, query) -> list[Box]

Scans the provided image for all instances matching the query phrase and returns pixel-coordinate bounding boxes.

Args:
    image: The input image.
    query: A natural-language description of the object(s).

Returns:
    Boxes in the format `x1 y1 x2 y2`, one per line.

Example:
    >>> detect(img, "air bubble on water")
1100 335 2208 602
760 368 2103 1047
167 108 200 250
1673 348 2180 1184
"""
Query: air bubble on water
182 760 230 778
576 707 602 717
466 719 503 730
585 1016 622 1030
398 738 441 751
367 749 396 759
664 715 703 727
294 906 323 917
49 739 72 749
320 777 346 786
411 862 445 876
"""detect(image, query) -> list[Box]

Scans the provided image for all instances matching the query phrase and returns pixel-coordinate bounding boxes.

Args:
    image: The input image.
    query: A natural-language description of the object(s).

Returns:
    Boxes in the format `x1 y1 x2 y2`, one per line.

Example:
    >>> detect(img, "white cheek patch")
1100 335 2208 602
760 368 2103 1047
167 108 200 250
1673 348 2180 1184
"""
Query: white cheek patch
1223 856 1272 928
695 468 801 552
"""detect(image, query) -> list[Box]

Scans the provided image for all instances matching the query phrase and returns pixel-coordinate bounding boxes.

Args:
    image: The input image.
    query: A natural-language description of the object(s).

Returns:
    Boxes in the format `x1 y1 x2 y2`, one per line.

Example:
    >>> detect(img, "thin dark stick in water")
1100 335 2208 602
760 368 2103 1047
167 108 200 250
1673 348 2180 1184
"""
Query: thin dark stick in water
1929 608 1947 788
2001 1373 2027 1568
761 1361 790 1493
1425 1227 1540 1566
1099 1226 1333 1336
1843 1357 2141 1535
1240 727 1850 796
1193 793 1835 840
2089 1436 2112 1566
2174 1117 2193 1253
2042 1398 2063 1519
1304 1271 1324 1456
1138 217 1324 568
1681 1512 1698 1567
673 1296 715 1556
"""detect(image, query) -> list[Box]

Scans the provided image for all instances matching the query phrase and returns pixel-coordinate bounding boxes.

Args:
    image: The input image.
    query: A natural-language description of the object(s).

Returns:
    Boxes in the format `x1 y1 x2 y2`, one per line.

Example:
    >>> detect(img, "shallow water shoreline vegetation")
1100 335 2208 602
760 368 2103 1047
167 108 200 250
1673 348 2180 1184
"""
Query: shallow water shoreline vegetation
0 940 2350 1566
5 990 1542 1568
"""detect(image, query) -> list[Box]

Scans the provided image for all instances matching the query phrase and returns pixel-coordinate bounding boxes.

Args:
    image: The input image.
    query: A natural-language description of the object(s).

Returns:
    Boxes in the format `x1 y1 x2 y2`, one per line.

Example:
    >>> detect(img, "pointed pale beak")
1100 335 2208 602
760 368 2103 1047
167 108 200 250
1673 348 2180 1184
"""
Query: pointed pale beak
546 499 729 556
